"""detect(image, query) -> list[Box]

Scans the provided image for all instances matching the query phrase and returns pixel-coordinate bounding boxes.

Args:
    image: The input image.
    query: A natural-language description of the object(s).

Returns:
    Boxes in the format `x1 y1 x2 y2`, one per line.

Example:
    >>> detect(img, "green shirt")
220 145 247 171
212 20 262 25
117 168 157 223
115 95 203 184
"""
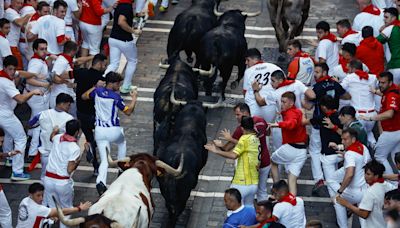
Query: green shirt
232 133 260 185
377 25 400 69
347 120 368 146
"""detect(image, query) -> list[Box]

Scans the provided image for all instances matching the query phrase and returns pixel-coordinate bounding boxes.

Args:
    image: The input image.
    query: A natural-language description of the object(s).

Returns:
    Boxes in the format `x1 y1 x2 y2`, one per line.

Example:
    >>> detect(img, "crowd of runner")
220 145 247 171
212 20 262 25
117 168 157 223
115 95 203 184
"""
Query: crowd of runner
0 0 399 227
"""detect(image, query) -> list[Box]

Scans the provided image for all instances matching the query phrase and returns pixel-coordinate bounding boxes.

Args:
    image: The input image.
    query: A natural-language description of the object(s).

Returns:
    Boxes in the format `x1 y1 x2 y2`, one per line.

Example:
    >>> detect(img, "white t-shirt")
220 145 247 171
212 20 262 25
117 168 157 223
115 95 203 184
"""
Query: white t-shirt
0 36 12 70
341 72 377 111
36 109 74 155
315 39 339 75
331 63 369 83
46 133 80 177
4 7 21 47
16 197 51 228
344 145 370 189
273 197 306 228
31 15 66 54
0 77 19 115
341 32 362 46
372 0 394 9
358 182 387 228
353 11 384 37
267 80 308 110
243 62 282 108
51 55 75 98
26 57 50 93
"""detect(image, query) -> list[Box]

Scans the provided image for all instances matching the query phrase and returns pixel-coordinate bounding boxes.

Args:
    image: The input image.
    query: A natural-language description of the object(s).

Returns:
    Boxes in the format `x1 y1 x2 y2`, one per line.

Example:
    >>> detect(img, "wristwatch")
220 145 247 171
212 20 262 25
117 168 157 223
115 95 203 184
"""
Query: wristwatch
337 189 343 194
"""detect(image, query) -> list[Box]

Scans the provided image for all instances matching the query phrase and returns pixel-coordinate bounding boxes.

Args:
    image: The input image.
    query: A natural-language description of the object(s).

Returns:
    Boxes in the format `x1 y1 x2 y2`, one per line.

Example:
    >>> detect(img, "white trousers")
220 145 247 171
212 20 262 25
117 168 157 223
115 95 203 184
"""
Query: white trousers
249 104 277 123
320 154 342 196
65 26 75 42
40 154 49 183
105 38 138 89
230 184 258 207
0 190 12 228
79 21 102 55
326 167 366 228
356 111 376 146
375 130 400 174
95 126 127 184
44 177 73 228
271 144 307 177
27 94 50 156
308 127 324 181
18 41 32 70
257 165 271 201
0 113 26 174
389 68 400 85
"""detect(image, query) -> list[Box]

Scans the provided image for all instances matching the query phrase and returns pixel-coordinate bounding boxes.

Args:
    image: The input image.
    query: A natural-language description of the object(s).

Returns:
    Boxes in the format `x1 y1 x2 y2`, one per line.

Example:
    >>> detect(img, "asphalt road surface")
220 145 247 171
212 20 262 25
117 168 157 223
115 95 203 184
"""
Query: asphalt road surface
1 0 360 227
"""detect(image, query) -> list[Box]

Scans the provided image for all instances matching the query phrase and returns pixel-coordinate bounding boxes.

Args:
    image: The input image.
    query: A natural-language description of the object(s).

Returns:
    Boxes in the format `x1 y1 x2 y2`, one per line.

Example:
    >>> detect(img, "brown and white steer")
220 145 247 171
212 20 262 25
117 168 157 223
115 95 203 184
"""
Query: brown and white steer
55 153 184 228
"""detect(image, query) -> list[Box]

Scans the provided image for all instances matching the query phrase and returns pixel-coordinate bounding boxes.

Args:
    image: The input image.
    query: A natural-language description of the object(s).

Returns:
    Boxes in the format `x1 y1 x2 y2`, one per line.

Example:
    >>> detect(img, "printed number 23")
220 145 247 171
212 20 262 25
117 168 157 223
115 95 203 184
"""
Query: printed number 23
255 72 270 86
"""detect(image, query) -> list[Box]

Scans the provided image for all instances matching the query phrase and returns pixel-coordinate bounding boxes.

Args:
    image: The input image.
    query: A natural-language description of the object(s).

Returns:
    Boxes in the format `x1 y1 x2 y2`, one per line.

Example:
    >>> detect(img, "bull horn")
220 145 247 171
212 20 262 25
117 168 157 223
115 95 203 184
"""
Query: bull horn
170 87 187 106
53 195 85 226
202 97 223 109
241 11 261 17
213 4 223 16
107 147 131 168
192 66 216 77
132 206 142 228
156 154 184 176
159 58 170 69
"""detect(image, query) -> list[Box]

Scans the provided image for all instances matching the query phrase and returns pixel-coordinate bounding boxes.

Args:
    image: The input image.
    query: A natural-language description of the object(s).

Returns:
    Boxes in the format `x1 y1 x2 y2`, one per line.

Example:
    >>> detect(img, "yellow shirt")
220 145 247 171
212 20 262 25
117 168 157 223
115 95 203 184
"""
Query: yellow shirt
232 133 260 185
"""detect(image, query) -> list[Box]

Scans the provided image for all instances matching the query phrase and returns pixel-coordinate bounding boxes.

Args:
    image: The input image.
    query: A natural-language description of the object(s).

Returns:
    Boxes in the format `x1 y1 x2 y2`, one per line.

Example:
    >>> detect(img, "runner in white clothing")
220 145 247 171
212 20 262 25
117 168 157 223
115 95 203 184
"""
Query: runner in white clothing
243 48 282 122
327 128 371 228
18 0 36 67
353 0 384 37
17 182 91 228
336 19 362 46
340 60 378 147
315 21 339 75
0 56 43 181
50 41 78 115
82 72 138 196
0 18 12 70
28 0 69 55
25 38 51 158
28 93 74 182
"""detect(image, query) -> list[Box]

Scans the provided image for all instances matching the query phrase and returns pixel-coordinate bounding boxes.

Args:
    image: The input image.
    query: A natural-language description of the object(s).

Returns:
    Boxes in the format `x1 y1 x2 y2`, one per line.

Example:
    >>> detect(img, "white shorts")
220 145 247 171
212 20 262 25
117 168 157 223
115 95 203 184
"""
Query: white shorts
79 21 102 55
271 144 307 177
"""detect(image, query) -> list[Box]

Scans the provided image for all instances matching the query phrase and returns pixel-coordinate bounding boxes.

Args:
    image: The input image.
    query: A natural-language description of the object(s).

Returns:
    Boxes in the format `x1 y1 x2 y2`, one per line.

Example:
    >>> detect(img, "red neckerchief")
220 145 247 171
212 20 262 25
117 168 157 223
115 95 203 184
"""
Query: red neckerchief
31 53 45 61
342 29 358 38
30 12 40 21
384 84 399 95
0 70 13 81
0 32 5 38
255 60 264 65
369 177 385 186
362 4 381 16
316 75 332 83
60 133 77 142
279 192 297 206
347 141 364 155
320 32 337 42
59 53 74 79
390 20 400 27
294 51 310 58
355 70 369 80
325 109 337 117
277 79 295 89
339 55 349 73
118 0 132 4
22 3 32 7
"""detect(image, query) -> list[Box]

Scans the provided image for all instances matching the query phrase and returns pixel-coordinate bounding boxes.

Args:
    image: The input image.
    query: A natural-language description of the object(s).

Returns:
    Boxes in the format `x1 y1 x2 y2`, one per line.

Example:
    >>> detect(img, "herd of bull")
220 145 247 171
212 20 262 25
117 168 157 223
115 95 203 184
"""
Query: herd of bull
49 0 310 227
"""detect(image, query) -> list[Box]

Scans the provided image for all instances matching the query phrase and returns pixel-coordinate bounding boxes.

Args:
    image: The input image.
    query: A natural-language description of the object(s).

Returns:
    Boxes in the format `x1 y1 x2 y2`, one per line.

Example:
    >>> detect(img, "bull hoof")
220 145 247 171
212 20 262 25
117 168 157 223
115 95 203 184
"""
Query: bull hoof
186 56 193 64
230 81 239 90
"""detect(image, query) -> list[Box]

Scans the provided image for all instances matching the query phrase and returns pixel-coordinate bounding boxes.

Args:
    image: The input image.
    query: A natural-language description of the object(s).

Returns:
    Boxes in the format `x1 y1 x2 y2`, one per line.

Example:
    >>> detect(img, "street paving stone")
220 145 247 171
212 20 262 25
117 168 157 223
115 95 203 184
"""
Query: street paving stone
0 0 362 227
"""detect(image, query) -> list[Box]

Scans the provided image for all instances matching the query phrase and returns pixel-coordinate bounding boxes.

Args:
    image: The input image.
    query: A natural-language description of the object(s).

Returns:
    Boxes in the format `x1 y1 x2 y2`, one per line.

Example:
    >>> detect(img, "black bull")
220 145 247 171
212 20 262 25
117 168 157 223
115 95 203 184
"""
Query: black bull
166 0 218 64
197 8 260 100
153 59 198 154
156 101 208 228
